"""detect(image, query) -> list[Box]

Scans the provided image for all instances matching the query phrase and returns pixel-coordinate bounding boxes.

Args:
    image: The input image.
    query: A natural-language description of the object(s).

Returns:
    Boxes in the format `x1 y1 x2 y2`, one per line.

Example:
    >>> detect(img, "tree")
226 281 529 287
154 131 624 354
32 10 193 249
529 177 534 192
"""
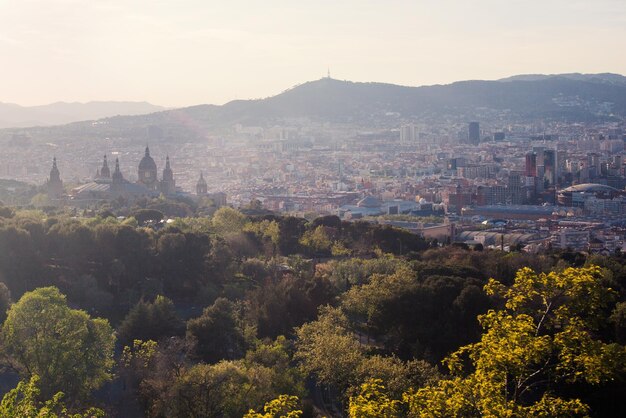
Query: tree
349 379 402 418
1 287 115 400
299 225 332 256
244 220 280 255
122 337 303 418
212 207 247 237
245 336 306 397
244 395 303 418
117 295 185 346
186 297 245 362
0 375 104 418
0 281 11 323
132 209 164 226
611 301 626 344
342 268 490 361
406 266 626 417
354 356 440 401
295 306 364 393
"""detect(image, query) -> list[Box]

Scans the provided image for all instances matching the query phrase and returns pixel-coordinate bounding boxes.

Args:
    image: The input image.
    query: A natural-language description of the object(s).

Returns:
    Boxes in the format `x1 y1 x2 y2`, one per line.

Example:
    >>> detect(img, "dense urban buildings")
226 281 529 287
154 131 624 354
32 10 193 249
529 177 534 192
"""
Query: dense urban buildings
0 76 624 256
12 115 618 254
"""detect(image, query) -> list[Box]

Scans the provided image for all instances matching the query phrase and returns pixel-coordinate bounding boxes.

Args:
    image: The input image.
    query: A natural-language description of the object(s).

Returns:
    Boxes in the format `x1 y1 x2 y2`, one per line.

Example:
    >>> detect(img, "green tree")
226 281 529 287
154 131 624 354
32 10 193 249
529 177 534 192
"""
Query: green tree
212 207 247 237
245 336 306 397
117 295 185 346
244 220 280 255
186 297 245 362
299 225 332 256
132 208 164 226
0 281 12 323
295 306 363 393
122 337 303 418
354 356 441 401
611 301 626 344
1 287 115 401
0 375 104 418
406 266 626 417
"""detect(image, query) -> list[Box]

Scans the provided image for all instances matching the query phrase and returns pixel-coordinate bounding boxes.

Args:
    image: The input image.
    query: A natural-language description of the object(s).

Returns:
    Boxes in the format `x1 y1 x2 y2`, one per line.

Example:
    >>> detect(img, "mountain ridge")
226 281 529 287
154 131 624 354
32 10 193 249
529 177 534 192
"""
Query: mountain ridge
2 73 625 143
0 101 167 129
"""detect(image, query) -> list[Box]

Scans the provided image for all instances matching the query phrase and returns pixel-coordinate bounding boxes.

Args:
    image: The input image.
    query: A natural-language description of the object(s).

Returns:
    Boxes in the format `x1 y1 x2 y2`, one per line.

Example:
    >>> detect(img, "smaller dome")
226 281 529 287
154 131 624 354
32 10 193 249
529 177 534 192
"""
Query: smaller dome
139 146 157 171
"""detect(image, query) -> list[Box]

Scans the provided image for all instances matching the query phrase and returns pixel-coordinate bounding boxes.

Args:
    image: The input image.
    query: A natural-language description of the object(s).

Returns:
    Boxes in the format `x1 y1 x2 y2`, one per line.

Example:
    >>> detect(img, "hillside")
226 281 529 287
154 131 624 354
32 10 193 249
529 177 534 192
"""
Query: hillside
2 74 626 143
0 101 167 129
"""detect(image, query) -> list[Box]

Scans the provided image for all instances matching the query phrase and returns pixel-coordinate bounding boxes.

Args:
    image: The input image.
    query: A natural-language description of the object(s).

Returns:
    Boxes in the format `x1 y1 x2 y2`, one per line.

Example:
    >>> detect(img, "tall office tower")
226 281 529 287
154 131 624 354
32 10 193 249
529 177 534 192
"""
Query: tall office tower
533 146 545 162
400 124 418 143
525 152 537 177
612 155 622 167
556 149 567 182
508 171 523 204
543 149 556 186
588 153 600 179
468 122 480 145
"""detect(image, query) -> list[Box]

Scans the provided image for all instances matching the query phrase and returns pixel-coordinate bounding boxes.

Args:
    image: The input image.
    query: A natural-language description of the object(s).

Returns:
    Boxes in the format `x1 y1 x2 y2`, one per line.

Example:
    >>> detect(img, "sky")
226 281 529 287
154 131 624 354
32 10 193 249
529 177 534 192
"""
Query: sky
1 0 625 107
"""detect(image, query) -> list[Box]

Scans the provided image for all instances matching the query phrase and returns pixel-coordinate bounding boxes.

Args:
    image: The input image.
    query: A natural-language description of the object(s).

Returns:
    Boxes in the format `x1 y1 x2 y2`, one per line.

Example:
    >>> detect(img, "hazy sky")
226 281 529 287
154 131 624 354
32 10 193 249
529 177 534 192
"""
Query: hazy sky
1 0 625 107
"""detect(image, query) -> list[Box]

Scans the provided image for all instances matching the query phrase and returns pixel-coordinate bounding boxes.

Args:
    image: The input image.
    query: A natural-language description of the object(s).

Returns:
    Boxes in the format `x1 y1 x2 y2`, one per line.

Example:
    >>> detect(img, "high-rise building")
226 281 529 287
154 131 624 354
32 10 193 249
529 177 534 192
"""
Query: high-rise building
556 149 567 183
468 122 480 145
508 171 523 204
544 149 556 186
533 146 545 166
525 152 537 177
400 124 418 143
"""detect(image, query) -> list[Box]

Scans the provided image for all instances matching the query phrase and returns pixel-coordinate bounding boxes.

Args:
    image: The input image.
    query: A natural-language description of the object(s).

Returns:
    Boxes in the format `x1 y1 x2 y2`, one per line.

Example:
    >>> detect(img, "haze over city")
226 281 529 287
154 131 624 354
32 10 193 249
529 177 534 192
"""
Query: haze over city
2 1 626 417
1 0 626 107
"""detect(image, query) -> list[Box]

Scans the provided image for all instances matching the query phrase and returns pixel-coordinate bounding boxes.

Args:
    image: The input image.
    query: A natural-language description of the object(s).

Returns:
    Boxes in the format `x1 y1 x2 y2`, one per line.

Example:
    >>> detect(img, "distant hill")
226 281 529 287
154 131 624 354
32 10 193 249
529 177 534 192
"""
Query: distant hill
498 72 626 86
0 101 167 128
3 74 626 142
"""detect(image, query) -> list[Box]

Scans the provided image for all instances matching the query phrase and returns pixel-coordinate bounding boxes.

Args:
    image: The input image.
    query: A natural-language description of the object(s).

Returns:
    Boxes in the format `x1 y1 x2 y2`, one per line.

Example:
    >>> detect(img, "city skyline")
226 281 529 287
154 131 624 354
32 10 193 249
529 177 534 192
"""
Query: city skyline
1 0 625 107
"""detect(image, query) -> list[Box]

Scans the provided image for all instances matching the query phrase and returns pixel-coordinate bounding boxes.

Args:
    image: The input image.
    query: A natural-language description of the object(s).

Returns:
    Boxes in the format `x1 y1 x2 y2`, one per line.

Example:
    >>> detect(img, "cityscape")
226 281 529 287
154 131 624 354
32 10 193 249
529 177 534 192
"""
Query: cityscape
4 76 626 256
1 1 626 417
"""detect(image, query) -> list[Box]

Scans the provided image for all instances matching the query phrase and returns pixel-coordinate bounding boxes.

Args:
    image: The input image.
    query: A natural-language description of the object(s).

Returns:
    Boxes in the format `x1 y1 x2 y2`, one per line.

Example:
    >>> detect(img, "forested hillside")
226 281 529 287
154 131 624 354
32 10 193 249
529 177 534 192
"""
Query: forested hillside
0 202 624 417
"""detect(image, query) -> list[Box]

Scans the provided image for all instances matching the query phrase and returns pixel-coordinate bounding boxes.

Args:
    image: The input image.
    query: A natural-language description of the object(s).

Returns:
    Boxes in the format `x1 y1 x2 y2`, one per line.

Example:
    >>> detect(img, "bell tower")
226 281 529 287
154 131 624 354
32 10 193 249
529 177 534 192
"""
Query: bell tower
47 157 64 198
196 172 207 196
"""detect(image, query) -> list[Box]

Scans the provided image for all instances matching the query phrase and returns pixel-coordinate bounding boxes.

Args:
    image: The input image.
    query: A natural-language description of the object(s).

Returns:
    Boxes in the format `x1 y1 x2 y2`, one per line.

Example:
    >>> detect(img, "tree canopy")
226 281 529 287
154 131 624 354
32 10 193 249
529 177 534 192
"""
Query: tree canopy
1 287 115 401
0 375 104 418
405 266 626 417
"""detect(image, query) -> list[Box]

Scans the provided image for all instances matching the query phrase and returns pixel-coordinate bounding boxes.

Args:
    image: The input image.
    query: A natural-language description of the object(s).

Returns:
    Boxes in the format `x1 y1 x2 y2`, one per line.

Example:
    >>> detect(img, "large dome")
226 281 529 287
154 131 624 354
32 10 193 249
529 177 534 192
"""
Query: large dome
559 183 619 193
139 146 157 171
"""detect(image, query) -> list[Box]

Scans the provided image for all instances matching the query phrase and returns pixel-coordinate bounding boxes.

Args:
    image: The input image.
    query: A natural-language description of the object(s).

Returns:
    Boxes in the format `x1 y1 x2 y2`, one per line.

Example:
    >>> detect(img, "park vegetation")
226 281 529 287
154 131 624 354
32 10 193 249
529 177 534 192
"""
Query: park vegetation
0 202 624 416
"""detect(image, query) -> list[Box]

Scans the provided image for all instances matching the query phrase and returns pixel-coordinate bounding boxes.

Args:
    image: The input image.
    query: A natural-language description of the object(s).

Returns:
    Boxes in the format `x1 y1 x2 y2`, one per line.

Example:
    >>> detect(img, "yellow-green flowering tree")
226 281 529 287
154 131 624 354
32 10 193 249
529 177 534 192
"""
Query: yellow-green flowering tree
349 379 402 418
0 375 104 418
406 265 626 417
244 394 303 418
